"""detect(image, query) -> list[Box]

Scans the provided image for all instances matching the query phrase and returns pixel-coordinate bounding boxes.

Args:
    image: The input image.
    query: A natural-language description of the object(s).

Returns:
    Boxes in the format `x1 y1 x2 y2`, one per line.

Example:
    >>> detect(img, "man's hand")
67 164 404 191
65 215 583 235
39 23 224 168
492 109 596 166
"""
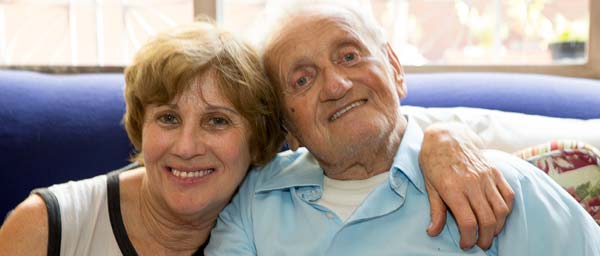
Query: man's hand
419 122 515 250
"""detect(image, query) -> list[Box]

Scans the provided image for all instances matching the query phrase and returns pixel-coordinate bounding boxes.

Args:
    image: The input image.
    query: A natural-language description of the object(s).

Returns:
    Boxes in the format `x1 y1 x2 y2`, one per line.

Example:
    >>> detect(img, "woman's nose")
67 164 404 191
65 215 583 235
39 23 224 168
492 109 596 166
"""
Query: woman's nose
171 126 206 160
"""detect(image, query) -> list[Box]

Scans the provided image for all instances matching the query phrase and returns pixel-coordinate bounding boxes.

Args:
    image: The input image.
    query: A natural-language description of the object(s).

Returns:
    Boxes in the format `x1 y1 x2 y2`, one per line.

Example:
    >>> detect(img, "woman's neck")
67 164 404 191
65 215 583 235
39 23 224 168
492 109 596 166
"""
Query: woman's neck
119 168 213 255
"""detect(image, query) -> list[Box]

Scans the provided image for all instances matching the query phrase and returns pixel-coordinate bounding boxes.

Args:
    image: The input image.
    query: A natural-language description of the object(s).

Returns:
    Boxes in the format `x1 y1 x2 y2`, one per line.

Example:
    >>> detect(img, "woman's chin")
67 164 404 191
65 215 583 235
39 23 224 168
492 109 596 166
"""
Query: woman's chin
166 197 218 219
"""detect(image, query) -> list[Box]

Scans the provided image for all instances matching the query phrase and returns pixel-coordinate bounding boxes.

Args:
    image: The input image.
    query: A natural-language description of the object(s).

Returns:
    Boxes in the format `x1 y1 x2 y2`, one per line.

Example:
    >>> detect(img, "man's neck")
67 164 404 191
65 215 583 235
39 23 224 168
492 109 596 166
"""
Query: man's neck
319 117 407 180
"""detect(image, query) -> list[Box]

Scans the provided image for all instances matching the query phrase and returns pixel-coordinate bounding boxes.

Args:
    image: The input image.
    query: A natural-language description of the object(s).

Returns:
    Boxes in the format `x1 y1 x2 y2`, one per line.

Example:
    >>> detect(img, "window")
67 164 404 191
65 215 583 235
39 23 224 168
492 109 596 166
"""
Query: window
221 0 589 66
0 0 193 66
218 0 599 78
1 0 599 78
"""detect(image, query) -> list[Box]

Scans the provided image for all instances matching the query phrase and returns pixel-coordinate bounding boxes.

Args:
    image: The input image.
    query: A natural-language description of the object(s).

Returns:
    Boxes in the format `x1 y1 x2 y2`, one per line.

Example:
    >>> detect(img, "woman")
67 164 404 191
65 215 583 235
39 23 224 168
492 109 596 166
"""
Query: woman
1 21 284 255
0 21 511 255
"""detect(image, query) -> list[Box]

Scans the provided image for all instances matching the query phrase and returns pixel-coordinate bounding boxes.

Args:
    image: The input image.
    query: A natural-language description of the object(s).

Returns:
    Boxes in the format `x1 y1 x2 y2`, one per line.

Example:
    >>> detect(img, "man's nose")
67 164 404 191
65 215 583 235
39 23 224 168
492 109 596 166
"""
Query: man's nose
320 68 352 101
171 125 206 160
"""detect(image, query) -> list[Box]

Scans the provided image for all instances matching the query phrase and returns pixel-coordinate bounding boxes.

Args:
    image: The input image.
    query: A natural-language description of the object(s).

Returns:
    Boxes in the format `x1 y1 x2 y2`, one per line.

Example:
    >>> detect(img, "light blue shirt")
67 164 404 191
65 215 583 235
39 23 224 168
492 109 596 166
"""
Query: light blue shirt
206 118 600 256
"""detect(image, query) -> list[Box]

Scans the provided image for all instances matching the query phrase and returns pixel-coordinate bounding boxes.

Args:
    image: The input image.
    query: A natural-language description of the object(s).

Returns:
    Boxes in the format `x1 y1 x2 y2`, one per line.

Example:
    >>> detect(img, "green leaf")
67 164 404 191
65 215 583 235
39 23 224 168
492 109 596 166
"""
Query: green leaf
576 182 591 199
589 181 600 198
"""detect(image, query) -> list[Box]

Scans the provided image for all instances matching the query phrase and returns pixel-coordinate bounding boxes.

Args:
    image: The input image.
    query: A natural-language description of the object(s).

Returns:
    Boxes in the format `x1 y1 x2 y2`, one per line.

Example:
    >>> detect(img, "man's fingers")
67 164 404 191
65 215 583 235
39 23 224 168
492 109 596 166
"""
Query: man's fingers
466 188 496 250
494 169 515 212
426 184 447 236
445 196 478 250
485 183 510 235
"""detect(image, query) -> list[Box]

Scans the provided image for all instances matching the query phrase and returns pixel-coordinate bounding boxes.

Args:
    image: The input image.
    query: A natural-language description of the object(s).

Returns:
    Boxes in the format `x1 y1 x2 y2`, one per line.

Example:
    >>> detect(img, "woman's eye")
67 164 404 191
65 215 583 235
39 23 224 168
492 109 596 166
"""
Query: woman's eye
208 116 231 128
158 113 179 125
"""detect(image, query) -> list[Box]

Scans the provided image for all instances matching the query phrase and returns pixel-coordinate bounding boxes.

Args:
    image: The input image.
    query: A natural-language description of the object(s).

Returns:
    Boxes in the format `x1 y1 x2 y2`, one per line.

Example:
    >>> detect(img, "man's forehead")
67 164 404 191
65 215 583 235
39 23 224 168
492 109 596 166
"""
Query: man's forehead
282 13 358 44
271 14 362 62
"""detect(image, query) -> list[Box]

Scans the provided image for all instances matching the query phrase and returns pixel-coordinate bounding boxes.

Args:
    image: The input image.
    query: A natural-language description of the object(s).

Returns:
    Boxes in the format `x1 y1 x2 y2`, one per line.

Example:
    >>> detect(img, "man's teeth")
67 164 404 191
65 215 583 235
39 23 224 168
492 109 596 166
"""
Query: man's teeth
330 100 366 121
171 168 214 178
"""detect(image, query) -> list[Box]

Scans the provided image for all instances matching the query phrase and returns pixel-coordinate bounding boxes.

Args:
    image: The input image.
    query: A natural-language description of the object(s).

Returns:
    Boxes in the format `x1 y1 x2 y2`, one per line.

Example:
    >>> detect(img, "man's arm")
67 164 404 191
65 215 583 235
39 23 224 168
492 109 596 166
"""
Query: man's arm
419 122 515 250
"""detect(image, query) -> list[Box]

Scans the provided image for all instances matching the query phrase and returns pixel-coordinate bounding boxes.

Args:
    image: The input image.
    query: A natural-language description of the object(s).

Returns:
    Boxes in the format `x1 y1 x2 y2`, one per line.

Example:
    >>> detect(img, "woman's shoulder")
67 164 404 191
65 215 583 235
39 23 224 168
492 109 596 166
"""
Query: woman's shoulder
44 163 142 205
0 194 49 255
44 173 109 205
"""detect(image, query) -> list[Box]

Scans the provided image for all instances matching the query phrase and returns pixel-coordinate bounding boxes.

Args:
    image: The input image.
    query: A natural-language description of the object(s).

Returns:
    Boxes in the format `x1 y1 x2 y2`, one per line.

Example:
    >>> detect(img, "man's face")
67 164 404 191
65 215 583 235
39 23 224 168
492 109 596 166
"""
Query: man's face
268 14 407 170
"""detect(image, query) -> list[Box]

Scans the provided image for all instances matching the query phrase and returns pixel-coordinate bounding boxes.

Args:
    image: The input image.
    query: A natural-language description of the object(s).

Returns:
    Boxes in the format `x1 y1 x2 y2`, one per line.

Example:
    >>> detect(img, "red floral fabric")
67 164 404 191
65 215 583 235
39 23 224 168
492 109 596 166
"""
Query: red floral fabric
515 140 600 224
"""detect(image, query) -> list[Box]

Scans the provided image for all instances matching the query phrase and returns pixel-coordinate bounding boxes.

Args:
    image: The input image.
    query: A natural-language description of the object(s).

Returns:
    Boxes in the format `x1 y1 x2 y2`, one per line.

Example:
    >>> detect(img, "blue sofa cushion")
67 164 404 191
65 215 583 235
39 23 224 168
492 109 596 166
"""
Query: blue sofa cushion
0 70 134 218
404 73 600 119
1 70 599 219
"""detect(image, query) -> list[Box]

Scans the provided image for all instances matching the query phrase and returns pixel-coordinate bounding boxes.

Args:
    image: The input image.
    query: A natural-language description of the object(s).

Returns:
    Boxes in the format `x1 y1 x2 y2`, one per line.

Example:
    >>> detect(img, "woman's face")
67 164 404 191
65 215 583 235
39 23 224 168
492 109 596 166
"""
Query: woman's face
141 73 252 217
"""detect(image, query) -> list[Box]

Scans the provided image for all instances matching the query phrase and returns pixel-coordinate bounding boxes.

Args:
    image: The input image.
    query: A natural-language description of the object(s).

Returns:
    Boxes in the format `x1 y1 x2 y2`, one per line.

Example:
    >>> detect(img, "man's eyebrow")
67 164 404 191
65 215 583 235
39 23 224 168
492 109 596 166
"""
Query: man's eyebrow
289 58 313 72
331 33 364 50
282 58 313 82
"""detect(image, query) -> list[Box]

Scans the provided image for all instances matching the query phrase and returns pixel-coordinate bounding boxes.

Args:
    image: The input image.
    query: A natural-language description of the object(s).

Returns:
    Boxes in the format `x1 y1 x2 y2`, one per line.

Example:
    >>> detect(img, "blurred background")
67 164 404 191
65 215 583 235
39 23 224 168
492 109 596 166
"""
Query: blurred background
0 0 595 76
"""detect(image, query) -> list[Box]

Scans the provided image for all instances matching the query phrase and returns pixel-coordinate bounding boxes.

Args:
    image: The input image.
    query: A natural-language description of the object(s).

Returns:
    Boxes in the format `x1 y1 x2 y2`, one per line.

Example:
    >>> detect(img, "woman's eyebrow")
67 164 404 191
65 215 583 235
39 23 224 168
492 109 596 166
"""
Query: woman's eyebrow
165 103 178 109
150 103 178 110
204 104 240 115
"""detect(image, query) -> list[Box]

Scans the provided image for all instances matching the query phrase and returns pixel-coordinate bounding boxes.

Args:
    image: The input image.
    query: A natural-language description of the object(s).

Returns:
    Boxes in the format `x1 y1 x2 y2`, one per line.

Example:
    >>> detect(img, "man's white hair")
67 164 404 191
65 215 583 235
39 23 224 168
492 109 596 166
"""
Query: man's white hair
246 0 388 56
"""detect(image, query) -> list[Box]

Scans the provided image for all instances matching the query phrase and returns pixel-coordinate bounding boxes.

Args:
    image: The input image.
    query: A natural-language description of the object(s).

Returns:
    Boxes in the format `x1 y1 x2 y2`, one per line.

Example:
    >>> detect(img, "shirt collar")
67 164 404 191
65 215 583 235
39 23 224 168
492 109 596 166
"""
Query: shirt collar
390 116 427 194
254 116 426 195
255 148 324 193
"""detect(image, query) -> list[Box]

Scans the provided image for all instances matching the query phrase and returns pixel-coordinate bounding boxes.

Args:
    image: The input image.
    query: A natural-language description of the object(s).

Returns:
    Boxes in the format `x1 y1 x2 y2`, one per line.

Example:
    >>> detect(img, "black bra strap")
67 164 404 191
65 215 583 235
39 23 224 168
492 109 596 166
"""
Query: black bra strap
34 188 61 256
107 163 206 256
107 171 139 256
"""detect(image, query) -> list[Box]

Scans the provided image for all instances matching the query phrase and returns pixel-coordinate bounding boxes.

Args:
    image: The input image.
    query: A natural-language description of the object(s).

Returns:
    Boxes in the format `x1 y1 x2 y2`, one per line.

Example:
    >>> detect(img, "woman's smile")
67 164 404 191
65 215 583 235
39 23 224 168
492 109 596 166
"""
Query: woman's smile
165 166 217 185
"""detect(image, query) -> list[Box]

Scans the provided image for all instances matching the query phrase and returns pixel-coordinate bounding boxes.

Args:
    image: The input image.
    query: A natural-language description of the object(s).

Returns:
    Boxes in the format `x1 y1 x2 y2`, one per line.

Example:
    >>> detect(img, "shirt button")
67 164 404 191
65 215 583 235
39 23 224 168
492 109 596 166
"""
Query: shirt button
326 212 335 219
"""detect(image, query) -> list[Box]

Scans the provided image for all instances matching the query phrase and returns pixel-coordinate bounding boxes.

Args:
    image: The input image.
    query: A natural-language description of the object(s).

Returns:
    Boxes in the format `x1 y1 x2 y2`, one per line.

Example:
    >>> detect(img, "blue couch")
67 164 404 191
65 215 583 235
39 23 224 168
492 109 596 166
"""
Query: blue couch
1 70 599 218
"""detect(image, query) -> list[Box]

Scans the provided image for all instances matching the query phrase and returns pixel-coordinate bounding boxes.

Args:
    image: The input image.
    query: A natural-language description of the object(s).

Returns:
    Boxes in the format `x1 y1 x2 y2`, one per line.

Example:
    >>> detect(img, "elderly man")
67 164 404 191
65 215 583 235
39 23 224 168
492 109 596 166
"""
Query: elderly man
206 3 600 255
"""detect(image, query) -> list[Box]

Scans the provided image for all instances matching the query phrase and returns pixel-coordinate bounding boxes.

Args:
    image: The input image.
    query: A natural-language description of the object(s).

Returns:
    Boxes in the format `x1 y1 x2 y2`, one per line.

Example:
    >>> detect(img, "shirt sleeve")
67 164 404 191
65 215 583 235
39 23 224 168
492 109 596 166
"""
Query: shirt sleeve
204 170 258 256
486 150 600 256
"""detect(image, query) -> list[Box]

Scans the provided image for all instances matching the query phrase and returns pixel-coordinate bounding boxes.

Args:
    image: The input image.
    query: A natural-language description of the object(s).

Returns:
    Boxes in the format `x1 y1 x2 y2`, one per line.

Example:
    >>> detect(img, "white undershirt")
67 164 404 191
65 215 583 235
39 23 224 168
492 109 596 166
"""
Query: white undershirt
316 172 389 222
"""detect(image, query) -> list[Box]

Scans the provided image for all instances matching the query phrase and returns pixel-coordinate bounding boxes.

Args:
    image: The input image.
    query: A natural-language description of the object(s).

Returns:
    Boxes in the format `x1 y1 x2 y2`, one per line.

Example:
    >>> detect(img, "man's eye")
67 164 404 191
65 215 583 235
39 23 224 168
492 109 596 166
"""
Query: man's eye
342 52 359 63
289 67 316 91
158 113 179 125
344 53 355 62
296 76 309 87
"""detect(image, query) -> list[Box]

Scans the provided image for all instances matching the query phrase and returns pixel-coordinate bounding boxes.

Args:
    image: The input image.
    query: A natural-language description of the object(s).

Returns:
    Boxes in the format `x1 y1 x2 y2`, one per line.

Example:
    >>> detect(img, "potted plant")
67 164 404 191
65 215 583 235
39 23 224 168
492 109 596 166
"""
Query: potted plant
547 15 588 61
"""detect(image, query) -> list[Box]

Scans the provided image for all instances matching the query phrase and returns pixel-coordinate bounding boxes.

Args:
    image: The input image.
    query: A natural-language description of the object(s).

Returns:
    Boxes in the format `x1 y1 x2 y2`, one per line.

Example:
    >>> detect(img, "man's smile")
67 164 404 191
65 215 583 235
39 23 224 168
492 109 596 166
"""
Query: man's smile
328 99 367 122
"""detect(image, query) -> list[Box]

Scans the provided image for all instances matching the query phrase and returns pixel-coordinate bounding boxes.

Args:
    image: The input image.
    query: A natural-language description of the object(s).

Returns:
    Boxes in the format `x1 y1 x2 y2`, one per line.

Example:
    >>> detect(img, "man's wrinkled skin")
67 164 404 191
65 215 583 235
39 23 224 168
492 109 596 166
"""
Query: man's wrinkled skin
264 7 516 251
420 123 515 249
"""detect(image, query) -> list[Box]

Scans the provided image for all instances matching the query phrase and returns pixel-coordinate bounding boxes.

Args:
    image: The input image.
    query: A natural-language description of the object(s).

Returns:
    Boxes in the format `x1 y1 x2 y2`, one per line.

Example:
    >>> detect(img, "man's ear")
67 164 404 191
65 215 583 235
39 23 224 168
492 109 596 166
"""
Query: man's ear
286 132 302 151
385 43 407 99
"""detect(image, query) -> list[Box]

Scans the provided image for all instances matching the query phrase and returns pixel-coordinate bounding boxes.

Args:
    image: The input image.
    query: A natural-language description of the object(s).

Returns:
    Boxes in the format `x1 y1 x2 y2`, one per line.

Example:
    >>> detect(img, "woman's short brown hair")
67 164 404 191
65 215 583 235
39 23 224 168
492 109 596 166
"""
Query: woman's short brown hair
123 21 285 166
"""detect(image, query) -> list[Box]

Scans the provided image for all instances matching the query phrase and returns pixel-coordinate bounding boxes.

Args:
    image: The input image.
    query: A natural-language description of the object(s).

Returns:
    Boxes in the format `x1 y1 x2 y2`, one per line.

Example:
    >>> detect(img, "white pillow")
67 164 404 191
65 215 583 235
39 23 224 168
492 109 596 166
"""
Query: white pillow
403 106 600 153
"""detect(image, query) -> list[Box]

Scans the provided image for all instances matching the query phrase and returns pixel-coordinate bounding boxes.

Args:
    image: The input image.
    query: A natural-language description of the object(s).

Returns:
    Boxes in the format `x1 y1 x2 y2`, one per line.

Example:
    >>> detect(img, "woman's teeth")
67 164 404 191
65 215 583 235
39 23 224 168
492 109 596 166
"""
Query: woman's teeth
171 168 214 178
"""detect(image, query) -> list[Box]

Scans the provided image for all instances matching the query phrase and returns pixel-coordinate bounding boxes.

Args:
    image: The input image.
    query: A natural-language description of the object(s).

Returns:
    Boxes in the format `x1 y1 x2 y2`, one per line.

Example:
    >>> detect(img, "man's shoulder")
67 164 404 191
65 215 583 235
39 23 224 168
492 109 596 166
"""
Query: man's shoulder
481 149 570 199
482 150 600 254
482 149 531 180
255 148 311 172
243 148 321 192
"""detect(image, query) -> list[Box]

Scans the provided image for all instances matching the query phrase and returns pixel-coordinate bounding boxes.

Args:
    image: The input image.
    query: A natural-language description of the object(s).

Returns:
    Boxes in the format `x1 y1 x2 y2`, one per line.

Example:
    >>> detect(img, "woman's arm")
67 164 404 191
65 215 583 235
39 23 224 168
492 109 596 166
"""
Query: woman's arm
419 122 515 250
0 195 49 256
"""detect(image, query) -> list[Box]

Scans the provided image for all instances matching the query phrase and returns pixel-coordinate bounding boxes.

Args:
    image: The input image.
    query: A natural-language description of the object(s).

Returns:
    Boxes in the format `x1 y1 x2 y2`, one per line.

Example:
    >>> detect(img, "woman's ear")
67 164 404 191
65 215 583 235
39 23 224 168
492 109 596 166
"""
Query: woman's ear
385 43 407 99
